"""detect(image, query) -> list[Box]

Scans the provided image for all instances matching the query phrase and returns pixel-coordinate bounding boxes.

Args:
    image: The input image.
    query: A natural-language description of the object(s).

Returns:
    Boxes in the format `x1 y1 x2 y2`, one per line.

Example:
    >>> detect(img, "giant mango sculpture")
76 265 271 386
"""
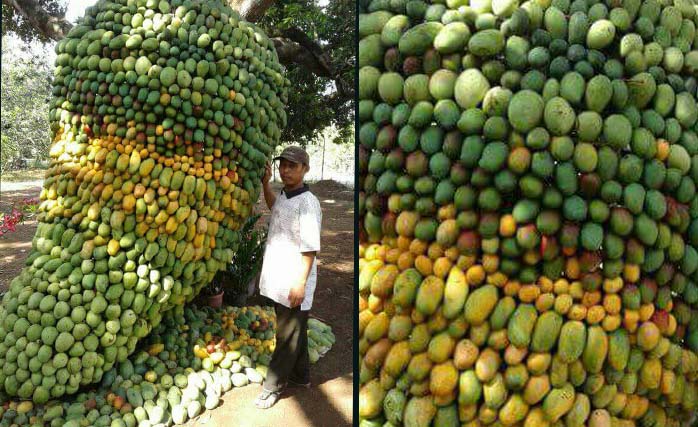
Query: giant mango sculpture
359 0 698 425
0 0 288 402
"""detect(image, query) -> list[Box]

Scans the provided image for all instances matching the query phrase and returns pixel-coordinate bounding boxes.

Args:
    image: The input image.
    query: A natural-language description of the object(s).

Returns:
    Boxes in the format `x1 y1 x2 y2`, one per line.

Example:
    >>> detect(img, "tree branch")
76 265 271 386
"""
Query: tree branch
2 0 72 40
271 38 322 76
272 34 332 78
272 27 353 99
226 0 275 22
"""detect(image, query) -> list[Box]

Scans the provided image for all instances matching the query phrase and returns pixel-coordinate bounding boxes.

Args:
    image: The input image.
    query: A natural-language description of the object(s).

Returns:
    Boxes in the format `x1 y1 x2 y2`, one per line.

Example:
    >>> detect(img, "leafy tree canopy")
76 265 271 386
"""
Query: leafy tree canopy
1 39 53 171
1 0 70 43
257 0 354 145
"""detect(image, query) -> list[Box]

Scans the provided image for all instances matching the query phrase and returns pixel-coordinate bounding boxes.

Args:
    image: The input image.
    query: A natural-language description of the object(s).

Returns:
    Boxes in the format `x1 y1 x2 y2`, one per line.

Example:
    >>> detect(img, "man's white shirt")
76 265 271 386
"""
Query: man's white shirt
259 186 322 311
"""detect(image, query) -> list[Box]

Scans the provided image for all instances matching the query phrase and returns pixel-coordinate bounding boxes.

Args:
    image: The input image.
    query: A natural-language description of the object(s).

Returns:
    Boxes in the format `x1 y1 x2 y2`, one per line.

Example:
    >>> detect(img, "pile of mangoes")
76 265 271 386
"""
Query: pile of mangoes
0 0 288 401
0 305 334 426
187 306 335 366
359 0 698 424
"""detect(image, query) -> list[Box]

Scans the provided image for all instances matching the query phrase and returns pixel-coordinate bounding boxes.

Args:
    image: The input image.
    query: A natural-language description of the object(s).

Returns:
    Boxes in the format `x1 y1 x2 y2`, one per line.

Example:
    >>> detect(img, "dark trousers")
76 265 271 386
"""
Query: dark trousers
263 302 310 392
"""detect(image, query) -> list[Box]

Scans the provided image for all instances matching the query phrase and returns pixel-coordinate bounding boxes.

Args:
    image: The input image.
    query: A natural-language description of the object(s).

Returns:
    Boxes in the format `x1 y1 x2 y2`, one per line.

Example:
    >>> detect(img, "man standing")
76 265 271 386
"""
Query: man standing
254 146 323 409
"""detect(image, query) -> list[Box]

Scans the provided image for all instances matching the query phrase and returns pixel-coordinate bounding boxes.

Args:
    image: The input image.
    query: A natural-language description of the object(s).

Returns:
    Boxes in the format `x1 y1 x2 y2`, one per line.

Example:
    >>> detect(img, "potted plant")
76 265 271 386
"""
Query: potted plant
226 214 267 306
201 273 225 308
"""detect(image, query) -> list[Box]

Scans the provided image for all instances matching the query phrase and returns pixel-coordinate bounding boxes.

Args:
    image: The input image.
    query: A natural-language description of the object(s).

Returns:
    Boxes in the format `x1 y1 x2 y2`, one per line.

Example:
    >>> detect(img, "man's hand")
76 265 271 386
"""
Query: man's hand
262 161 272 185
289 252 314 307
288 281 305 308
262 161 276 209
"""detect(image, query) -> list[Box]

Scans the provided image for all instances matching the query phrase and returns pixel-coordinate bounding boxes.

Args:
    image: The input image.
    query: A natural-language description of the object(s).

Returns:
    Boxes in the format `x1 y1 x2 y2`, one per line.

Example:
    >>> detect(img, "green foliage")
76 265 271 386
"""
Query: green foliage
1 0 68 43
258 0 355 146
1 41 53 172
226 214 268 296
208 214 266 298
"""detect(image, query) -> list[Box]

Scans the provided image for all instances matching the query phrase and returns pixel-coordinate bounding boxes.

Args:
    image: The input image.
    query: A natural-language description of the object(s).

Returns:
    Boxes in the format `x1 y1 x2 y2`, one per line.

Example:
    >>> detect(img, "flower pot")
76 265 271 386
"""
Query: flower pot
207 291 224 308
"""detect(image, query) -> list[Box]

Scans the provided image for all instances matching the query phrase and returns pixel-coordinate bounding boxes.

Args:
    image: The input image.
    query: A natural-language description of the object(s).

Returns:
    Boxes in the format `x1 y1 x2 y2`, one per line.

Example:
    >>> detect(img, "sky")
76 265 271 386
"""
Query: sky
65 0 98 23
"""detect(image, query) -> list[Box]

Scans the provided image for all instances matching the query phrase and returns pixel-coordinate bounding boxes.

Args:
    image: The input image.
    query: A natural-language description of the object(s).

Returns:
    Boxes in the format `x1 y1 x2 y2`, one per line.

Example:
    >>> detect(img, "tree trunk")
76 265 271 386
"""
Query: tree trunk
321 133 326 181
2 0 71 40
272 36 333 78
226 0 275 22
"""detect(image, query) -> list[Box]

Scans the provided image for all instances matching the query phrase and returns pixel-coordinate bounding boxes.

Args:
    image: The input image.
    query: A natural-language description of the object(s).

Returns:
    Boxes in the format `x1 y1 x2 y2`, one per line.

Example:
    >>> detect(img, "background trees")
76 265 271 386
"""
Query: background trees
1 40 53 170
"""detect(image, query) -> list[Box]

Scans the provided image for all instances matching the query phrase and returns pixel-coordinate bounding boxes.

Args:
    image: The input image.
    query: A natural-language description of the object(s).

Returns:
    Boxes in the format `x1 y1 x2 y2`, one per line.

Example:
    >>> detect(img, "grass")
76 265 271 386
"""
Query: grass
0 169 47 182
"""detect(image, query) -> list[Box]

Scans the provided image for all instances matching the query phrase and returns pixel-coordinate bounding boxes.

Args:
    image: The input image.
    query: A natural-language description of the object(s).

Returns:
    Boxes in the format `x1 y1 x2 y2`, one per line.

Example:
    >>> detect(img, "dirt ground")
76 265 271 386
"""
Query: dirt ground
0 186 40 287
0 178 355 427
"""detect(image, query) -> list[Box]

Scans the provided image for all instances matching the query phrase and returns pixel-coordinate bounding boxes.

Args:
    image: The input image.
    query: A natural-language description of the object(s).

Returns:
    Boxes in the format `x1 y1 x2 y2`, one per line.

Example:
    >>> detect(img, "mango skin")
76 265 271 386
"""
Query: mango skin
463 285 499 325
582 326 608 374
392 269 423 308
442 267 468 319
558 321 587 363
542 383 576 422
507 304 538 348
360 380 387 418
415 276 445 316
403 395 437 427
531 311 563 352
608 329 631 371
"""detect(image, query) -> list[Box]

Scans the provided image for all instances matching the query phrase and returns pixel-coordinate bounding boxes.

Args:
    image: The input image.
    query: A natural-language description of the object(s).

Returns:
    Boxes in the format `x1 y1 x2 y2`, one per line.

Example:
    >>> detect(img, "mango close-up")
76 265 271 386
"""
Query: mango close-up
358 0 698 425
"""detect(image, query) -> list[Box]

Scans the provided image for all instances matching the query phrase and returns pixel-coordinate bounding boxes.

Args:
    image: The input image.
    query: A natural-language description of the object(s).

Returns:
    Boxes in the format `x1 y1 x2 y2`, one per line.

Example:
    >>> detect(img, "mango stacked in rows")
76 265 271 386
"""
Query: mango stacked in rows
358 0 698 424
0 305 335 427
0 0 288 402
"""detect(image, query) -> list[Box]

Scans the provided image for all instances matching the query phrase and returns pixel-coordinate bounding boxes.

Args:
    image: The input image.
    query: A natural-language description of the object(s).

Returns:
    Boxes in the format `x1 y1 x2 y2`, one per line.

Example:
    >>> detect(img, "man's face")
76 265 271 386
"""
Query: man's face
278 158 308 188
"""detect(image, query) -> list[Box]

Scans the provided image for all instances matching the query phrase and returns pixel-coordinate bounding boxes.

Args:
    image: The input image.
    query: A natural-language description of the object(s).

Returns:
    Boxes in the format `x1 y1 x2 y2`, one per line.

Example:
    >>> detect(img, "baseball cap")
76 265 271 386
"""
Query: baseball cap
273 146 309 166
